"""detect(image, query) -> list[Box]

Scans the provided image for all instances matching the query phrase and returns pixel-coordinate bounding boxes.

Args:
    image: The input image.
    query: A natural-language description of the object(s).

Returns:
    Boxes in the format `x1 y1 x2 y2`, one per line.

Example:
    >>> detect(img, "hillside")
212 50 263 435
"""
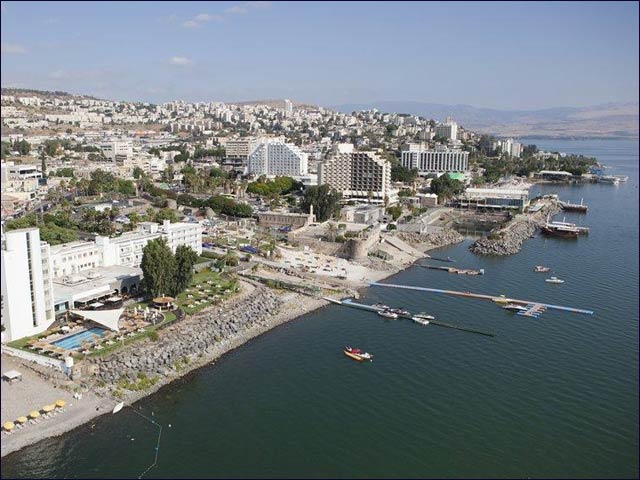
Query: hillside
330 101 639 139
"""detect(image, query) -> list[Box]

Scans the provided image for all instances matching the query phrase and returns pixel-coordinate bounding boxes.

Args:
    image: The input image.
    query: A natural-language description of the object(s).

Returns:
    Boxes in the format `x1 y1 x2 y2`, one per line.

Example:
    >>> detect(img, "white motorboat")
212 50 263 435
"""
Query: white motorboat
502 304 528 312
545 276 565 284
378 310 398 319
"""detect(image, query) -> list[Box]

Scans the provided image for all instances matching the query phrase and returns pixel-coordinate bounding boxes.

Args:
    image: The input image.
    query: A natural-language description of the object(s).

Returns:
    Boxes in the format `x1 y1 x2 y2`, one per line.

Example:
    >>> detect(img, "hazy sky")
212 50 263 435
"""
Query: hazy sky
1 1 638 109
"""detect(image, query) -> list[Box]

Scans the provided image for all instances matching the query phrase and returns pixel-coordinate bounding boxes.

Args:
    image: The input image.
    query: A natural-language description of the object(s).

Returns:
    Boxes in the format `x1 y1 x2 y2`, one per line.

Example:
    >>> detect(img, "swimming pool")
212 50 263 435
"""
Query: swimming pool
52 327 108 350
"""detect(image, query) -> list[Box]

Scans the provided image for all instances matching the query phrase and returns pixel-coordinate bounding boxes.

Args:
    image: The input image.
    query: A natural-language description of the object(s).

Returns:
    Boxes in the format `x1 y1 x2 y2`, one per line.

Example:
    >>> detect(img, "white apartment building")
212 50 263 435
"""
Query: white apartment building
493 138 522 158
101 141 133 163
318 151 393 203
1 227 55 342
1 162 43 202
247 141 308 177
435 118 458 141
401 146 469 174
49 220 202 278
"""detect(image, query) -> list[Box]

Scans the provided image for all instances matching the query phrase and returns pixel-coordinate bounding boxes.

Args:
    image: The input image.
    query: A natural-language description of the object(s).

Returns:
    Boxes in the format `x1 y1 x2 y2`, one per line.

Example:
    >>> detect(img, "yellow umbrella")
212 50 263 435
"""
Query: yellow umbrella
55 400 66 408
3 422 15 431
29 411 40 419
16 416 28 424
42 405 55 413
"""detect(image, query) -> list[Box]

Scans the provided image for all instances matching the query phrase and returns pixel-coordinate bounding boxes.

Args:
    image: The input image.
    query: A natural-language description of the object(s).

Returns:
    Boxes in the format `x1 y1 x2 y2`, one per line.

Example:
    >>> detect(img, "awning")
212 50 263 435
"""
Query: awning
75 289 116 304
89 302 104 308
106 296 123 302
70 308 124 332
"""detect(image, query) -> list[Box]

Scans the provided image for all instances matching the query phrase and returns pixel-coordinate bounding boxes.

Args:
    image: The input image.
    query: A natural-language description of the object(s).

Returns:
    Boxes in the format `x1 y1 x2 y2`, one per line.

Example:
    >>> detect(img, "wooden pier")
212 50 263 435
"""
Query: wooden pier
368 283 594 316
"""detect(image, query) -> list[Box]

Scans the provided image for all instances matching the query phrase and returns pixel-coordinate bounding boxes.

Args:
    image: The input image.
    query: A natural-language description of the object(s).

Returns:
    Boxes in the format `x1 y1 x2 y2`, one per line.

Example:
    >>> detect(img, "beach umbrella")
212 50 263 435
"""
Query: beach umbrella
55 400 66 408
42 405 55 413
29 411 40 419
16 416 28 424
3 422 15 431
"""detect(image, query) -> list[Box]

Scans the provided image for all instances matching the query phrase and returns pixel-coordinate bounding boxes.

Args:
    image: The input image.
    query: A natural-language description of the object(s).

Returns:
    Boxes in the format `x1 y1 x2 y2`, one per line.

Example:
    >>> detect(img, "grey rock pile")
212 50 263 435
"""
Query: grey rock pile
91 287 281 385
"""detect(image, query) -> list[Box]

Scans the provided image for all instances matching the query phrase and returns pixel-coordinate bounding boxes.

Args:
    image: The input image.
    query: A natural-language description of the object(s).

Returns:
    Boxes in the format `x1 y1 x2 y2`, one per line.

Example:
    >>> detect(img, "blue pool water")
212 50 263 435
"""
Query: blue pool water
52 327 108 350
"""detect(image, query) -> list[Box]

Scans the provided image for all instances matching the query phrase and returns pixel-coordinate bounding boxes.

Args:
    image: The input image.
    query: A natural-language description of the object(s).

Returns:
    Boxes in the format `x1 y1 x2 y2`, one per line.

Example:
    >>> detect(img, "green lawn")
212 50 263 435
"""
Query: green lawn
176 270 239 316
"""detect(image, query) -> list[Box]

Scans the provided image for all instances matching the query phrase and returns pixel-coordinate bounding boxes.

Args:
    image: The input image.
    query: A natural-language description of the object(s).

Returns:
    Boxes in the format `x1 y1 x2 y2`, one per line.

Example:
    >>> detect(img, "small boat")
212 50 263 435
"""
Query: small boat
378 310 398 319
502 304 528 312
412 313 434 325
598 175 620 185
344 347 373 362
112 402 124 414
534 265 551 273
545 276 565 284
389 308 411 316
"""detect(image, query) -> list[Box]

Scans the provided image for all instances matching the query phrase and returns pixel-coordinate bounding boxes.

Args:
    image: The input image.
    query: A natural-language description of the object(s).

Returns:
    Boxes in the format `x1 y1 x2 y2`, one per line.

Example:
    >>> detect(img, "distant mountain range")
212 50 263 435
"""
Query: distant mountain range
330 101 639 139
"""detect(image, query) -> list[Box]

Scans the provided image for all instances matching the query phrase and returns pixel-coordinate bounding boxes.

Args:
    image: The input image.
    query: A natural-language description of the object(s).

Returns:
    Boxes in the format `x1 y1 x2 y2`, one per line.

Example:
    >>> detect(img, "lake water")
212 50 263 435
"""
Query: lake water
2 139 638 479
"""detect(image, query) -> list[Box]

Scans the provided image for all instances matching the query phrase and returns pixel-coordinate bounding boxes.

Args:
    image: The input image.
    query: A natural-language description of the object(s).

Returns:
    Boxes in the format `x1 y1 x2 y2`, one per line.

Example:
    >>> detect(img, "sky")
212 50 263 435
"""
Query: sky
1 1 638 110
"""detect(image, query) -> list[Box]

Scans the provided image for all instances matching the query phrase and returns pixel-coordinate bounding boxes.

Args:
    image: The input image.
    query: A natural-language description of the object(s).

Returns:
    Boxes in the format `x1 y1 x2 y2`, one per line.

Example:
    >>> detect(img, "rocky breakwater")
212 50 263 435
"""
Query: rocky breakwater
397 229 464 252
91 285 282 388
470 202 561 256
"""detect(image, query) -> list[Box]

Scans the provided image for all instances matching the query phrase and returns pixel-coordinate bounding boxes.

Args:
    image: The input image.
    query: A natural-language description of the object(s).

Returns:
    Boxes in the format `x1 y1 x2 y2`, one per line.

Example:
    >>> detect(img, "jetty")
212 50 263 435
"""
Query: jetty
323 297 495 337
368 282 594 316
420 265 484 276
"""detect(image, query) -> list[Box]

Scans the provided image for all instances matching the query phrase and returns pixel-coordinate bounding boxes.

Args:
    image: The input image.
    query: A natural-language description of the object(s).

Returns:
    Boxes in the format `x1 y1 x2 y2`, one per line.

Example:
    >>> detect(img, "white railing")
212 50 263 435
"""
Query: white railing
1 345 65 371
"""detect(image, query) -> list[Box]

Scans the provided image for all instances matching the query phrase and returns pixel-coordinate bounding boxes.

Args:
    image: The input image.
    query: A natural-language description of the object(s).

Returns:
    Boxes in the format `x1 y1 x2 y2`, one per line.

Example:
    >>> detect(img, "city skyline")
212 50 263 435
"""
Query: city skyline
1 1 638 110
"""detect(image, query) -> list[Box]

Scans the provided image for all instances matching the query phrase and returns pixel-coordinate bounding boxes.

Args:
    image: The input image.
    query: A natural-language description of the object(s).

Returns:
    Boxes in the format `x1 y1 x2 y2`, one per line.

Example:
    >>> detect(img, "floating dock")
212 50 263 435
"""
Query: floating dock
368 283 594 316
324 297 495 337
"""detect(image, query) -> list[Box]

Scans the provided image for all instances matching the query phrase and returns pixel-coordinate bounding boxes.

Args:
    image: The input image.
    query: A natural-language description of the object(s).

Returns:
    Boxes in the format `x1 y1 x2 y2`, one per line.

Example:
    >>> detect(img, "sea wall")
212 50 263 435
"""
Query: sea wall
470 202 561 256
90 285 282 385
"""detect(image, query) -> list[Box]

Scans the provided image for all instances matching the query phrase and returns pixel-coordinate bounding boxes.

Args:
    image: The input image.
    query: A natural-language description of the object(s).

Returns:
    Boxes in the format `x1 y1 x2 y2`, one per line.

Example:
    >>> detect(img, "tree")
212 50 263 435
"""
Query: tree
430 175 465 201
173 245 198 295
301 185 341 221
132 166 145 179
14 140 31 155
386 205 403 221
140 238 176 297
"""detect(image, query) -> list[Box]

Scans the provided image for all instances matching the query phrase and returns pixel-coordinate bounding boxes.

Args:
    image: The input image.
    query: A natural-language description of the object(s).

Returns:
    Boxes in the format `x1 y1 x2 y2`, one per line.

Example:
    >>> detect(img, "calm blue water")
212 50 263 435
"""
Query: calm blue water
52 327 107 351
2 139 638 479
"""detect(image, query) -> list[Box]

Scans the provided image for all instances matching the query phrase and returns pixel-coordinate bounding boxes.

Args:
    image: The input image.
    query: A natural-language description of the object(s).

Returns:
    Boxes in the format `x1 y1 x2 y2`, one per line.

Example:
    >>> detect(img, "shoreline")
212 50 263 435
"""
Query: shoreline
1 236 459 459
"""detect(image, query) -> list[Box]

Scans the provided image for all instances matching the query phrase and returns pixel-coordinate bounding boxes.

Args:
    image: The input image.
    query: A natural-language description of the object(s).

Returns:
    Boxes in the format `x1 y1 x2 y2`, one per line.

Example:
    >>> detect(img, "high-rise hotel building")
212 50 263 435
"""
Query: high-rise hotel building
401 144 469 175
318 151 393 203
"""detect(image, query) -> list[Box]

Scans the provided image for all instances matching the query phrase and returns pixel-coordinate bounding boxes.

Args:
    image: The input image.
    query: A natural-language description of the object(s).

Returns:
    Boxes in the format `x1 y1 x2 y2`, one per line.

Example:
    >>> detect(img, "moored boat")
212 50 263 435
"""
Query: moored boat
412 312 434 325
344 347 373 362
502 304 528 312
540 222 579 239
378 310 398 319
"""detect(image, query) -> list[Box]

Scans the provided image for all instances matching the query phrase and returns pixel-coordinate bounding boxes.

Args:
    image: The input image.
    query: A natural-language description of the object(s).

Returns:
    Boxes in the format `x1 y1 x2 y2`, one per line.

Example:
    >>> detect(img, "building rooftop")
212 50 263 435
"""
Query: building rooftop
53 265 142 303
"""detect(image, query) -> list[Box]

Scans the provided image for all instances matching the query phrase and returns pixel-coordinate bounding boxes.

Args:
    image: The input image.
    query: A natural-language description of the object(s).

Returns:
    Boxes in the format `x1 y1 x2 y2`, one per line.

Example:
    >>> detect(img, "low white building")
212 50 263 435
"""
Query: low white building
49 220 202 278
